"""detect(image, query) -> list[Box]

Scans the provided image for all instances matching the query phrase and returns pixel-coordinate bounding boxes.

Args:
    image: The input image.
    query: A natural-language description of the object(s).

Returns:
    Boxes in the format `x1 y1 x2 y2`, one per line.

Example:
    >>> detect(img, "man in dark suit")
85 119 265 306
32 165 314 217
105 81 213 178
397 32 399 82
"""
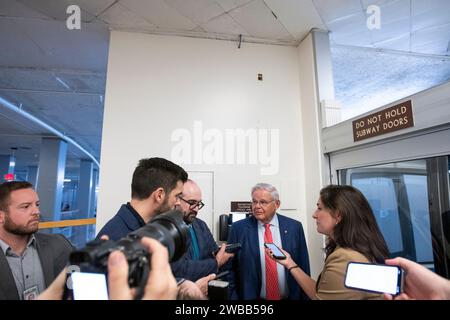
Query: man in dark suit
0 181 73 300
171 179 233 281
227 183 310 300
96 157 188 240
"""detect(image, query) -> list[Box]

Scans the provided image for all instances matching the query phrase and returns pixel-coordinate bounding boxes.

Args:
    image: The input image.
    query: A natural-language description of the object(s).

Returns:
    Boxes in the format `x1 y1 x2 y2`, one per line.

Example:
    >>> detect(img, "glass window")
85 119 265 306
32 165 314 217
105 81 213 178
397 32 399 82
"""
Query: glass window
340 159 437 270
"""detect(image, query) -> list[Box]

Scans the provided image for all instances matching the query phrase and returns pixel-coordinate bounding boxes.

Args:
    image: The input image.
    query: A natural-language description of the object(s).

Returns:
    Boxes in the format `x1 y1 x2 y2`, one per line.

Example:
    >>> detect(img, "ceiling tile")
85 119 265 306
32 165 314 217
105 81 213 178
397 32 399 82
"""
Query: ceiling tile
214 0 254 12
313 0 362 25
412 24 450 55
265 0 326 40
328 14 372 47
99 3 156 30
412 0 450 32
165 0 225 25
228 0 294 41
16 0 96 22
119 0 196 30
3 18 109 71
202 13 249 36
71 0 116 17
0 0 50 19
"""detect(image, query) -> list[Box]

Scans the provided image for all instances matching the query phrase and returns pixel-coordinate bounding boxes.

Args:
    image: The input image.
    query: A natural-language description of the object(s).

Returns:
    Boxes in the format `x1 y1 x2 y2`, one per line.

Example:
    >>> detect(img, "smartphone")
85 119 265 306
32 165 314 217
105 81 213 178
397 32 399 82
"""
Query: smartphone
344 262 403 295
214 270 230 280
71 272 109 300
264 243 286 260
213 243 241 255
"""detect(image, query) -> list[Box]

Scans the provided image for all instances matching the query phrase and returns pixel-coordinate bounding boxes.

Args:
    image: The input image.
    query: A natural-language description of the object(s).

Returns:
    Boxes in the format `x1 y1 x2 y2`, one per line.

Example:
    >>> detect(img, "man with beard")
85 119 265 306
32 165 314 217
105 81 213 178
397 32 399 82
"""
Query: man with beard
0 181 73 300
96 157 187 240
171 179 234 281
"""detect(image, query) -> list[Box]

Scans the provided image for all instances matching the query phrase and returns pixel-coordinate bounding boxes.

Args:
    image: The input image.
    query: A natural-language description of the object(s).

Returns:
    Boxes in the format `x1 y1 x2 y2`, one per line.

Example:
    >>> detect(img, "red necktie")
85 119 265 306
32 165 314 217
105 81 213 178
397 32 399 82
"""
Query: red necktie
264 223 280 300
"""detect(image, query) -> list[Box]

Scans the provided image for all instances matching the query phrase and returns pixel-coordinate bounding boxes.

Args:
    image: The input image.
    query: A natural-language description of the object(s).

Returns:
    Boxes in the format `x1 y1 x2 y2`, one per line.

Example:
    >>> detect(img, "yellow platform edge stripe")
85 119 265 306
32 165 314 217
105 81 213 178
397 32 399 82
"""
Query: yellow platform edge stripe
39 218 96 229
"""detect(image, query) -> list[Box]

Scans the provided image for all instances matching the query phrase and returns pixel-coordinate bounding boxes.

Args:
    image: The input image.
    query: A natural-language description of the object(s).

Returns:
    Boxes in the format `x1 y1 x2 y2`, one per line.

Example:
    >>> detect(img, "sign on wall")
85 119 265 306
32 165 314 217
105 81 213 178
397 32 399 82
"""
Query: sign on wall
352 100 414 142
231 201 252 213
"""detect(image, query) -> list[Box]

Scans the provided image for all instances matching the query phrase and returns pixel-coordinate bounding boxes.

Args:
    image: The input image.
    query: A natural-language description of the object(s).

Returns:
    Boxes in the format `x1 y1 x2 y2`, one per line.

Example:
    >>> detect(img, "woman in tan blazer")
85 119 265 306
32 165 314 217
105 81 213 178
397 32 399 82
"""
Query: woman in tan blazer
267 185 389 300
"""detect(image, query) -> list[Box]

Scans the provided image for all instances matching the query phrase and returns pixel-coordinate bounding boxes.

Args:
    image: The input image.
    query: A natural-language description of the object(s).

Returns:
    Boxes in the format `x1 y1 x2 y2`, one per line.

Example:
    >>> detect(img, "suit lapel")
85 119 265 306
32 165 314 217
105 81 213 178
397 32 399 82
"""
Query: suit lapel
278 215 291 280
247 218 262 281
0 250 20 299
35 234 54 287
278 215 289 247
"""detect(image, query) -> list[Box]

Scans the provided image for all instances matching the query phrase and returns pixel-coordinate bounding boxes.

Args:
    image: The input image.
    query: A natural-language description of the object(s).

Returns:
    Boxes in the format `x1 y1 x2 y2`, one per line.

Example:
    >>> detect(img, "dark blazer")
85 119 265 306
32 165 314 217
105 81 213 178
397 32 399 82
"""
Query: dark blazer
170 218 219 281
0 233 74 300
96 203 145 241
227 214 310 300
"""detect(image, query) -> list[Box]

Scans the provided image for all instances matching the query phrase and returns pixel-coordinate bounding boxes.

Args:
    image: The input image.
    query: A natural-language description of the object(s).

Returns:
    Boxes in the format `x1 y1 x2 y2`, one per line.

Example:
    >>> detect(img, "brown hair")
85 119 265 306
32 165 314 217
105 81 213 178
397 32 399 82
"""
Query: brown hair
0 181 34 212
320 185 389 263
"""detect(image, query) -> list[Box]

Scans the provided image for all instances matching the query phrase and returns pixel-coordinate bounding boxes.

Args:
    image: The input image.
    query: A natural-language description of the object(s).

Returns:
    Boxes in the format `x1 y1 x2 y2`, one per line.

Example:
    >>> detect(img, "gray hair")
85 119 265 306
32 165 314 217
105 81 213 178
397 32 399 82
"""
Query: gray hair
251 183 279 201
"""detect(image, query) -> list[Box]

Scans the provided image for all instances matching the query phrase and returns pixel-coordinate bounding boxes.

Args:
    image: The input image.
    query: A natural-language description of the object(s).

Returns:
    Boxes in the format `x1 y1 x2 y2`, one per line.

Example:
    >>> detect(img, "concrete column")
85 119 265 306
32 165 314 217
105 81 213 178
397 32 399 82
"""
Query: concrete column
28 166 38 187
35 138 67 222
297 30 335 278
78 159 94 218
0 155 15 181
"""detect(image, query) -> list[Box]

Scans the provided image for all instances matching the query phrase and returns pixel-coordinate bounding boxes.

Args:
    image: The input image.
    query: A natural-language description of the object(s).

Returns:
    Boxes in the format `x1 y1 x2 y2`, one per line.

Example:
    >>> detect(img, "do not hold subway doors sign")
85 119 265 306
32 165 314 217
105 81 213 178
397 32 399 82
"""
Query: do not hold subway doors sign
352 101 414 142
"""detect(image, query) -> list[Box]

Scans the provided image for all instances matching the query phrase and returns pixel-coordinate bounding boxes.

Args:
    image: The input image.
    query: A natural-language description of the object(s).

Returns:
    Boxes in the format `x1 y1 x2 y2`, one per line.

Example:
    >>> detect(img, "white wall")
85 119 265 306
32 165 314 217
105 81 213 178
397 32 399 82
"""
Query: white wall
297 33 328 279
97 32 308 242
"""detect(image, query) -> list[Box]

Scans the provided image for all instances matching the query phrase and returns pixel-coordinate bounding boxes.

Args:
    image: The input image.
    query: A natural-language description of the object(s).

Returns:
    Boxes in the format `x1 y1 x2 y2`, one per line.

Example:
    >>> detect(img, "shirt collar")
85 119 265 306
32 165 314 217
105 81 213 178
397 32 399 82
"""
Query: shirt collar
0 237 10 255
27 234 37 248
257 213 279 228
0 234 36 256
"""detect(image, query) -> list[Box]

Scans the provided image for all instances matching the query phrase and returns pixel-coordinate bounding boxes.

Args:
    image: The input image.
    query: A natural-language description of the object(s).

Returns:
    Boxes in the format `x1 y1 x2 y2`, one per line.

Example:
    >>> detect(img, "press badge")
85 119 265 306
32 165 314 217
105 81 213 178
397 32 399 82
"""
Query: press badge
23 285 39 300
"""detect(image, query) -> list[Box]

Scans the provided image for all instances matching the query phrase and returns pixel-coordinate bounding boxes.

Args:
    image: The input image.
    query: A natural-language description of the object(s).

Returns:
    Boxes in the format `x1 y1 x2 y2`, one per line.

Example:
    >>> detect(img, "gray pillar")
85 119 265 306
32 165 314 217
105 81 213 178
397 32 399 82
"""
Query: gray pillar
28 166 38 187
78 159 94 218
76 160 94 245
0 155 15 181
36 138 67 222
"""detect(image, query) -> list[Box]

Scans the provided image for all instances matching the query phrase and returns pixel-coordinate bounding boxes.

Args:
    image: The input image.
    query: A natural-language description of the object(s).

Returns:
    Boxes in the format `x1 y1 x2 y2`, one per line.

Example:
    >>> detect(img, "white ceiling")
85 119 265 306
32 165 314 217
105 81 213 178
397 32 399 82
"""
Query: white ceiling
0 0 449 172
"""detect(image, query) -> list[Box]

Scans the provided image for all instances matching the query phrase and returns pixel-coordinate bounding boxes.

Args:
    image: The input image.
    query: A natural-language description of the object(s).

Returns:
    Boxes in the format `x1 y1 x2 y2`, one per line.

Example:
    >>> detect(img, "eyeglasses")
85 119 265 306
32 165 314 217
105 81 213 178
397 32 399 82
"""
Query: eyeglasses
251 200 275 207
178 196 205 210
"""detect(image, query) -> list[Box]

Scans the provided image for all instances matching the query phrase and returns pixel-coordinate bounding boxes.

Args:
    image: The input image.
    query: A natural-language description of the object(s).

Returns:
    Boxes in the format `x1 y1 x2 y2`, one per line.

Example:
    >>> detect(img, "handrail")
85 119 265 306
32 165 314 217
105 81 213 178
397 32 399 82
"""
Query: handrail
39 218 96 229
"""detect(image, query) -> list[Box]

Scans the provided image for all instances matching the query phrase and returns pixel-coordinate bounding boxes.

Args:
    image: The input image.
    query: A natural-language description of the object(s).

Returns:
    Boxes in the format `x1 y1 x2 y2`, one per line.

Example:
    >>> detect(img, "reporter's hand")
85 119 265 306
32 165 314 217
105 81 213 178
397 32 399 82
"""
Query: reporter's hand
215 244 234 268
265 247 293 268
37 268 67 300
177 280 207 300
195 273 216 297
108 237 177 300
384 257 450 300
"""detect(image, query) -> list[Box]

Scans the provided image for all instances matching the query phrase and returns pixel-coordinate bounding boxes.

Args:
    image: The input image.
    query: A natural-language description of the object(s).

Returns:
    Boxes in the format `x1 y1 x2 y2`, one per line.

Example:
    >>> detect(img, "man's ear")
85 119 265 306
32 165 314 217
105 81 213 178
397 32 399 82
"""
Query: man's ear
274 200 281 210
0 210 5 224
153 187 166 204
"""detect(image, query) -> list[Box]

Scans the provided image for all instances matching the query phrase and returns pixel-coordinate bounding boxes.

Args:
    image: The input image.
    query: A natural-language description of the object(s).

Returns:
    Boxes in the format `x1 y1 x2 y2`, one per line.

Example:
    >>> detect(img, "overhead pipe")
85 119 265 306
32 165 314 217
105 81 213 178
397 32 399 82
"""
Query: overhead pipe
0 95 100 167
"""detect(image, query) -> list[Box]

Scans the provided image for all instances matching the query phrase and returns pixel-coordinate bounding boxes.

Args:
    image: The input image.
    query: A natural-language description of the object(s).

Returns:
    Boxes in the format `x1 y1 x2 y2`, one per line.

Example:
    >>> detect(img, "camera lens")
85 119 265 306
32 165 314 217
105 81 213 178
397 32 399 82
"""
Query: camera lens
129 209 189 262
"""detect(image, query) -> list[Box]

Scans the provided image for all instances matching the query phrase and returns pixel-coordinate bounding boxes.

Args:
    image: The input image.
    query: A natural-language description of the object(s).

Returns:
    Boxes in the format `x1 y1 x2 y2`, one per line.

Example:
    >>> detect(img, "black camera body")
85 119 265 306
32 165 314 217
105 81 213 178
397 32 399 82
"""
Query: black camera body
67 209 189 299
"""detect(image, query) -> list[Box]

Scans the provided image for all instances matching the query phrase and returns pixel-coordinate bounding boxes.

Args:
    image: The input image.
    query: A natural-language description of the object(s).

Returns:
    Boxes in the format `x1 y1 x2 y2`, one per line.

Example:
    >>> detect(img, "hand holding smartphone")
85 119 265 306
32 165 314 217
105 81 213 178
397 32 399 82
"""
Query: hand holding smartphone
213 243 241 255
264 243 286 260
344 262 403 295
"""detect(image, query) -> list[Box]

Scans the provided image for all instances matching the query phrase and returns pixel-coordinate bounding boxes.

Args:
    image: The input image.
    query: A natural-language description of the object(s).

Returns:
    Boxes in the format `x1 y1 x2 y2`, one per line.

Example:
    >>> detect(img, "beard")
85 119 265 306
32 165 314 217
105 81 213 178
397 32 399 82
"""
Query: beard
156 196 172 215
3 214 39 235
183 211 197 224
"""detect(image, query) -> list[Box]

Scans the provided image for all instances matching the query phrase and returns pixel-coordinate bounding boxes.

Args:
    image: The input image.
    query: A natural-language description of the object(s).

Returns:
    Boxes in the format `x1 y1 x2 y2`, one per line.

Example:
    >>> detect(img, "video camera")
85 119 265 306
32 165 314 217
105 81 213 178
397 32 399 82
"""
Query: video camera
66 209 189 300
